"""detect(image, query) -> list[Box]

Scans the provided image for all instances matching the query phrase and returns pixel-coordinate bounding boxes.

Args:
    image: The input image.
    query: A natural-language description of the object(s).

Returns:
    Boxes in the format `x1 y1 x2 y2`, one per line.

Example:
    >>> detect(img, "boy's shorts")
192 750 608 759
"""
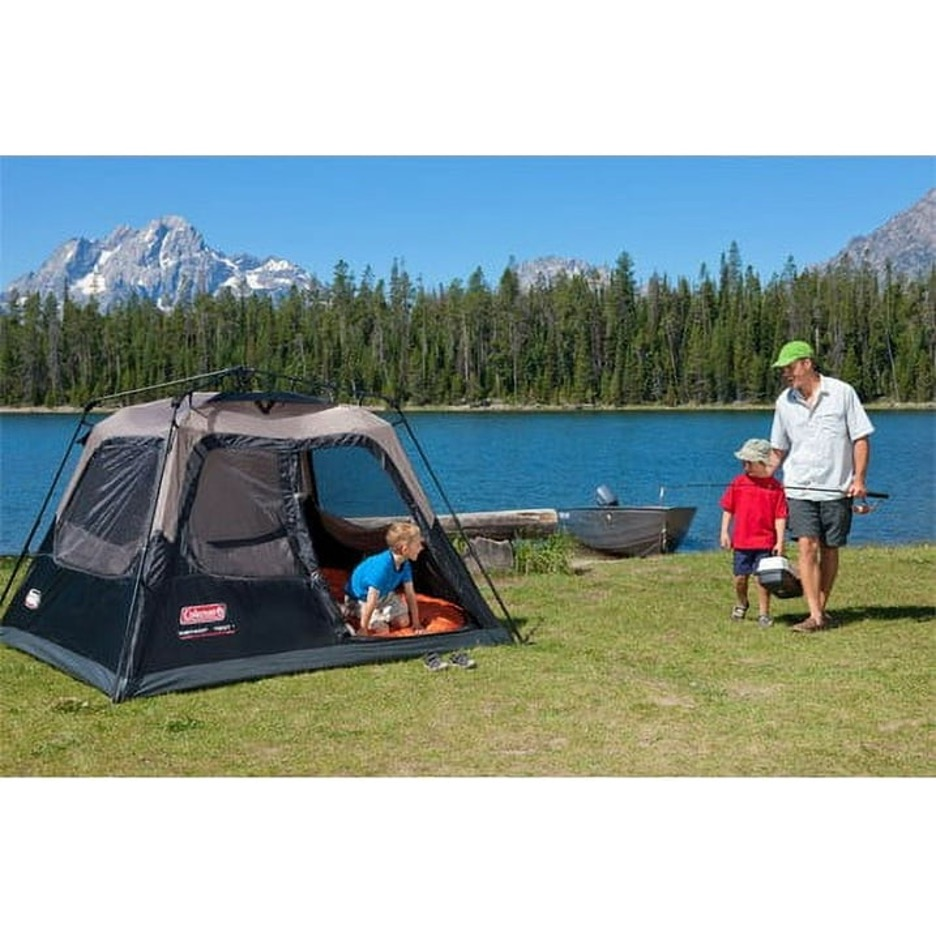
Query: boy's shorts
787 498 853 547
342 592 407 631
733 549 773 576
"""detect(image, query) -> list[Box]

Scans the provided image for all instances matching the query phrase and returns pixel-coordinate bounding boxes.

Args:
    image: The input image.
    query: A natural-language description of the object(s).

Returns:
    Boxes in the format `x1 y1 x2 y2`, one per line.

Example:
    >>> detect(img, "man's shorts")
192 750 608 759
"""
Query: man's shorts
787 498 853 547
733 548 773 576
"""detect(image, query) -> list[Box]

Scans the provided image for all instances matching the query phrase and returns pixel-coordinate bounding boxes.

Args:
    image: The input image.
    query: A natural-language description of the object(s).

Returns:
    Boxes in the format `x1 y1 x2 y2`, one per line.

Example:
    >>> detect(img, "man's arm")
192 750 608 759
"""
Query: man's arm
850 436 870 498
768 447 786 478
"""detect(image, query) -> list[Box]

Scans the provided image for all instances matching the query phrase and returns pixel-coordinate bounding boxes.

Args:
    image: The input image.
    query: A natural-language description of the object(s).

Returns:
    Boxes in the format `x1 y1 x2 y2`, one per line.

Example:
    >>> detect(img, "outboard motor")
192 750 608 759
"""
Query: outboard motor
595 484 619 507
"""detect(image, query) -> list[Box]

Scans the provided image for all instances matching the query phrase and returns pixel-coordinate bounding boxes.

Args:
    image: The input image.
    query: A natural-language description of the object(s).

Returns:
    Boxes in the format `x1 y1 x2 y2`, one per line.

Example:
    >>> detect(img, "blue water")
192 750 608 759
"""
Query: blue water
1 409 933 555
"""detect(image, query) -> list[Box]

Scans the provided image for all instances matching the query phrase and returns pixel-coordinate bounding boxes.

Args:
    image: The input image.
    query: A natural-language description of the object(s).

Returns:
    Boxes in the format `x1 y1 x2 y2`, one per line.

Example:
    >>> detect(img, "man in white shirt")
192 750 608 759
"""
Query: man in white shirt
769 340 875 633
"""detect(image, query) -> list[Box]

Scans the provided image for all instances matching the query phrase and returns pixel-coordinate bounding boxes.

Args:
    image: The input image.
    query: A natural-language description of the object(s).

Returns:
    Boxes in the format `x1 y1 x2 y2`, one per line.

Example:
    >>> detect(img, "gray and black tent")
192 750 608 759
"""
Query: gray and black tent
1 371 515 700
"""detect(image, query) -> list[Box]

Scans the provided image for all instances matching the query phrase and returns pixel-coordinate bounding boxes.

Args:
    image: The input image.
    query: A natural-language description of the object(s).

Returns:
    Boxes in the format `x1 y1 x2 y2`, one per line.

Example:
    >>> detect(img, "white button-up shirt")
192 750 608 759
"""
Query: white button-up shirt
770 375 875 501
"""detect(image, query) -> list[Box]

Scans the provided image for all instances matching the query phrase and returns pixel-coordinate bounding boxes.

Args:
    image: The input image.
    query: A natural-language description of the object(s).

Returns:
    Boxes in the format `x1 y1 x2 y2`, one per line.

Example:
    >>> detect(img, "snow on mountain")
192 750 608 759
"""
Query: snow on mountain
511 256 611 291
2 215 318 311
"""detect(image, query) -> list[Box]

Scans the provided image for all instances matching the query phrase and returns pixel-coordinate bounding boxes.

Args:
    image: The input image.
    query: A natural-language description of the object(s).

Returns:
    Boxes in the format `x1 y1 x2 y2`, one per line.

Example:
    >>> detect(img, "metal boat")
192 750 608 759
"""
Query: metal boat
556 485 696 557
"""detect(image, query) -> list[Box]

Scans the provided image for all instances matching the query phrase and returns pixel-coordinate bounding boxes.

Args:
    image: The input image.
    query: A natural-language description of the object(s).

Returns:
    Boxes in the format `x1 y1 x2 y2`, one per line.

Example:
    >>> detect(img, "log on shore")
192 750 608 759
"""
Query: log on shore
347 509 559 540
436 509 558 540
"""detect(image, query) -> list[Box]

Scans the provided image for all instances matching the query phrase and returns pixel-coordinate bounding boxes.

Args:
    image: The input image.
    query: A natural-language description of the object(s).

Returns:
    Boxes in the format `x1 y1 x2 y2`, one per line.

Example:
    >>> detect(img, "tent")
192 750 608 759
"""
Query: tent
1 372 516 700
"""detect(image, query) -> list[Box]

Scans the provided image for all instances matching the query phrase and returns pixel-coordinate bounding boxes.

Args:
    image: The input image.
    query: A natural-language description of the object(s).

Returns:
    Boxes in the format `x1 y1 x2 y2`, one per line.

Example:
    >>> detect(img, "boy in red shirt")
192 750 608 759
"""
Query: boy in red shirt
719 438 788 627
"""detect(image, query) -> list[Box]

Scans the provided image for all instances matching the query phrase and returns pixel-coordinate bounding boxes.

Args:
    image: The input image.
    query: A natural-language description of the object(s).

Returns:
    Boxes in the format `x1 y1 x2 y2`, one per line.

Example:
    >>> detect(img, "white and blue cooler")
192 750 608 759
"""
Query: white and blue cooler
755 556 803 599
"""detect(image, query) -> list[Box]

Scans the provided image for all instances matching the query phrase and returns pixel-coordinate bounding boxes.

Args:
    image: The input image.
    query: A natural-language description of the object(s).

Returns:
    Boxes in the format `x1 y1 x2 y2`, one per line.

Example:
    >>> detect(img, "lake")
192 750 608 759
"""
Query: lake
1 409 933 556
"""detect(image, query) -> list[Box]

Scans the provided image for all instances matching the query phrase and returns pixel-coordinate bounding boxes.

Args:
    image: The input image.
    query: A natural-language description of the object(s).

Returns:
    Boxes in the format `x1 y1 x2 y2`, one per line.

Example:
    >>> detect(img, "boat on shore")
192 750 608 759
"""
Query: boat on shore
556 485 697 557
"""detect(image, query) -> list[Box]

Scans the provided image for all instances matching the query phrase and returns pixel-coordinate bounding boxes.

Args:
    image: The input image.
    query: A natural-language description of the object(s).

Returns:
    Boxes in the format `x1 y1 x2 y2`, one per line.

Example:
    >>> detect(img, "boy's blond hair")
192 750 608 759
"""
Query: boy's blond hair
385 520 421 552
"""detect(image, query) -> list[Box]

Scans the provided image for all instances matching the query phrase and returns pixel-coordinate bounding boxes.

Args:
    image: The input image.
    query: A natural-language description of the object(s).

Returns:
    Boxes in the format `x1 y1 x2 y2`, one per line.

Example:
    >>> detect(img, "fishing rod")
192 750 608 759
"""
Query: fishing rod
659 483 889 515
782 486 889 514
782 486 889 499
660 482 888 498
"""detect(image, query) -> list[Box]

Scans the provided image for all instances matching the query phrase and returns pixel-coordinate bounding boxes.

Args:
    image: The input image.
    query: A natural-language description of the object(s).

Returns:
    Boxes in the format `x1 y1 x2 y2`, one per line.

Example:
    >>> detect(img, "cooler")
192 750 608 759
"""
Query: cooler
755 556 803 599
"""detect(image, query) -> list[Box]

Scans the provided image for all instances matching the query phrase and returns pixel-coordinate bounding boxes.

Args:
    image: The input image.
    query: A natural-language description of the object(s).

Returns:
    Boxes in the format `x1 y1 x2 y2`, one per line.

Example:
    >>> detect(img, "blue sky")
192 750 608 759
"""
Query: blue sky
2 156 933 289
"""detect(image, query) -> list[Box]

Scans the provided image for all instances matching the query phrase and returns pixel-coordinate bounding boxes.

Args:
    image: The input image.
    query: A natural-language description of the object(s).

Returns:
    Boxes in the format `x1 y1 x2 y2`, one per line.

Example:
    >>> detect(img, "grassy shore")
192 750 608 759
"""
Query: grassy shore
0 544 932 777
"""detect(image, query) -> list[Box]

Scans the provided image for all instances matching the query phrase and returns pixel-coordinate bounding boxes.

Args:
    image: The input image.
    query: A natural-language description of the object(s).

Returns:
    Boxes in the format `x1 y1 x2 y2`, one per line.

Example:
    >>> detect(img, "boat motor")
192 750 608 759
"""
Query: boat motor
595 484 619 507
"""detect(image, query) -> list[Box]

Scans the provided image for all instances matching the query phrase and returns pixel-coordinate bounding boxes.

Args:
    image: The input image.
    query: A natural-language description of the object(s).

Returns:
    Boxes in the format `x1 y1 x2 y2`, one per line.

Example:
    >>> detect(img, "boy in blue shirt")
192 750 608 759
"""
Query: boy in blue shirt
344 521 426 635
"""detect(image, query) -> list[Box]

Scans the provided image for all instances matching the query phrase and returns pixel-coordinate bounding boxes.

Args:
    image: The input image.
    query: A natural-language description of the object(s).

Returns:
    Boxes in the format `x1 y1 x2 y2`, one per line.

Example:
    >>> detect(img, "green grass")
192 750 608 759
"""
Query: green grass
1 545 932 776
512 532 576 574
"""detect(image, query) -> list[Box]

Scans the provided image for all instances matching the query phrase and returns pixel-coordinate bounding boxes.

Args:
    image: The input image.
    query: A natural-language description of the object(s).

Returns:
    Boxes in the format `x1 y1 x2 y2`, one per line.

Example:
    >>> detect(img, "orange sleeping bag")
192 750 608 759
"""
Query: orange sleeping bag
319 567 466 638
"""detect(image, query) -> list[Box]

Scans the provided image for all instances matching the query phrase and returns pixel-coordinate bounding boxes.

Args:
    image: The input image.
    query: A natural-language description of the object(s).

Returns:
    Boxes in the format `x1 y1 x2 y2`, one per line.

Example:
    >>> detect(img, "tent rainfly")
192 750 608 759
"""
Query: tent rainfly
1 375 515 700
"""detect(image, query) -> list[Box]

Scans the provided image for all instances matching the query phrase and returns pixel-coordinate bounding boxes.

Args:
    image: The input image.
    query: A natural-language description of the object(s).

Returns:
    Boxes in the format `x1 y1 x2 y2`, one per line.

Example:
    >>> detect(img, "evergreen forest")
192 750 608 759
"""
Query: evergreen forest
1 248 934 407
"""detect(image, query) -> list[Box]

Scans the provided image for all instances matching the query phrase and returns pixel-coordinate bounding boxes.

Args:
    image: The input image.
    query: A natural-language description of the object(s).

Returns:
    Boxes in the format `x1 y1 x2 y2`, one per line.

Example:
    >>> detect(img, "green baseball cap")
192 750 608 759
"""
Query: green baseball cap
772 340 816 368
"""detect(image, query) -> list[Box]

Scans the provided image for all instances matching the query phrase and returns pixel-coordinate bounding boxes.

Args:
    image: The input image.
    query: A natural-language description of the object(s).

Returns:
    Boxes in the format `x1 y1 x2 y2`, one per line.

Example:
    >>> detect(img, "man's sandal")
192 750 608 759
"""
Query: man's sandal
792 616 826 633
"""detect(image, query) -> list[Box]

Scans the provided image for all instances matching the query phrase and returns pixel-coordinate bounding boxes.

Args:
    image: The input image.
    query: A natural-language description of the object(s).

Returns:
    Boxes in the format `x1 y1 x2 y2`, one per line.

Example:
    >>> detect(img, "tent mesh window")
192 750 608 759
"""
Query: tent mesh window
310 444 413 521
185 448 301 578
55 437 163 577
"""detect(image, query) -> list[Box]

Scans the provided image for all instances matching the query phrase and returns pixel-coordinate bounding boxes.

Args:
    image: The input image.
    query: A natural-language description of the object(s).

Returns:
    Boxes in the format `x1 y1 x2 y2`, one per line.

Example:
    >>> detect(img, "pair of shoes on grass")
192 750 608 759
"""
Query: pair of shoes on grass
731 604 771 627
424 651 476 671
733 605 772 627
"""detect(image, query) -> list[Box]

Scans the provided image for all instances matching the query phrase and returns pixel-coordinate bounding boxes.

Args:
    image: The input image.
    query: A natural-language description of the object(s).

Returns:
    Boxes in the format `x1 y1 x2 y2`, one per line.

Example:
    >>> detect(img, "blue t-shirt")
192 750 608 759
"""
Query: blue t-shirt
346 549 412 600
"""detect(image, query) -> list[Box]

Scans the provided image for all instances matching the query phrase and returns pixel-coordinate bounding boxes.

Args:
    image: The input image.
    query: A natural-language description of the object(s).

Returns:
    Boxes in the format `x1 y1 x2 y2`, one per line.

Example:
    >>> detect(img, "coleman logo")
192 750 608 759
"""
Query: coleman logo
179 603 227 625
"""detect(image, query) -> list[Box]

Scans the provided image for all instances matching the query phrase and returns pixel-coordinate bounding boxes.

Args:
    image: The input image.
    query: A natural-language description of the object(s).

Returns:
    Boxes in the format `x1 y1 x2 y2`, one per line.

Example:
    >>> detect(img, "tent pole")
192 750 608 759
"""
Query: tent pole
112 396 184 702
85 365 256 410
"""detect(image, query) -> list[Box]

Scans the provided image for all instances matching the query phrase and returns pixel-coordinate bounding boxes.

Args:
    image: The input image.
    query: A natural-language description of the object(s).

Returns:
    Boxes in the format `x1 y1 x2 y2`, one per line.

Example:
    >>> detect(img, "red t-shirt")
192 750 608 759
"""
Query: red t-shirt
719 474 788 550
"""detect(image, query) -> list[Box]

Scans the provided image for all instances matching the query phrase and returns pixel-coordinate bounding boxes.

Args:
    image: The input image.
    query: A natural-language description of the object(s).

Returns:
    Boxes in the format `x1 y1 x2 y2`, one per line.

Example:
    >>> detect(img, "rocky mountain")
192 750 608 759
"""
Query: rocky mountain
3 188 933 312
511 256 610 290
2 215 318 311
826 187 935 279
